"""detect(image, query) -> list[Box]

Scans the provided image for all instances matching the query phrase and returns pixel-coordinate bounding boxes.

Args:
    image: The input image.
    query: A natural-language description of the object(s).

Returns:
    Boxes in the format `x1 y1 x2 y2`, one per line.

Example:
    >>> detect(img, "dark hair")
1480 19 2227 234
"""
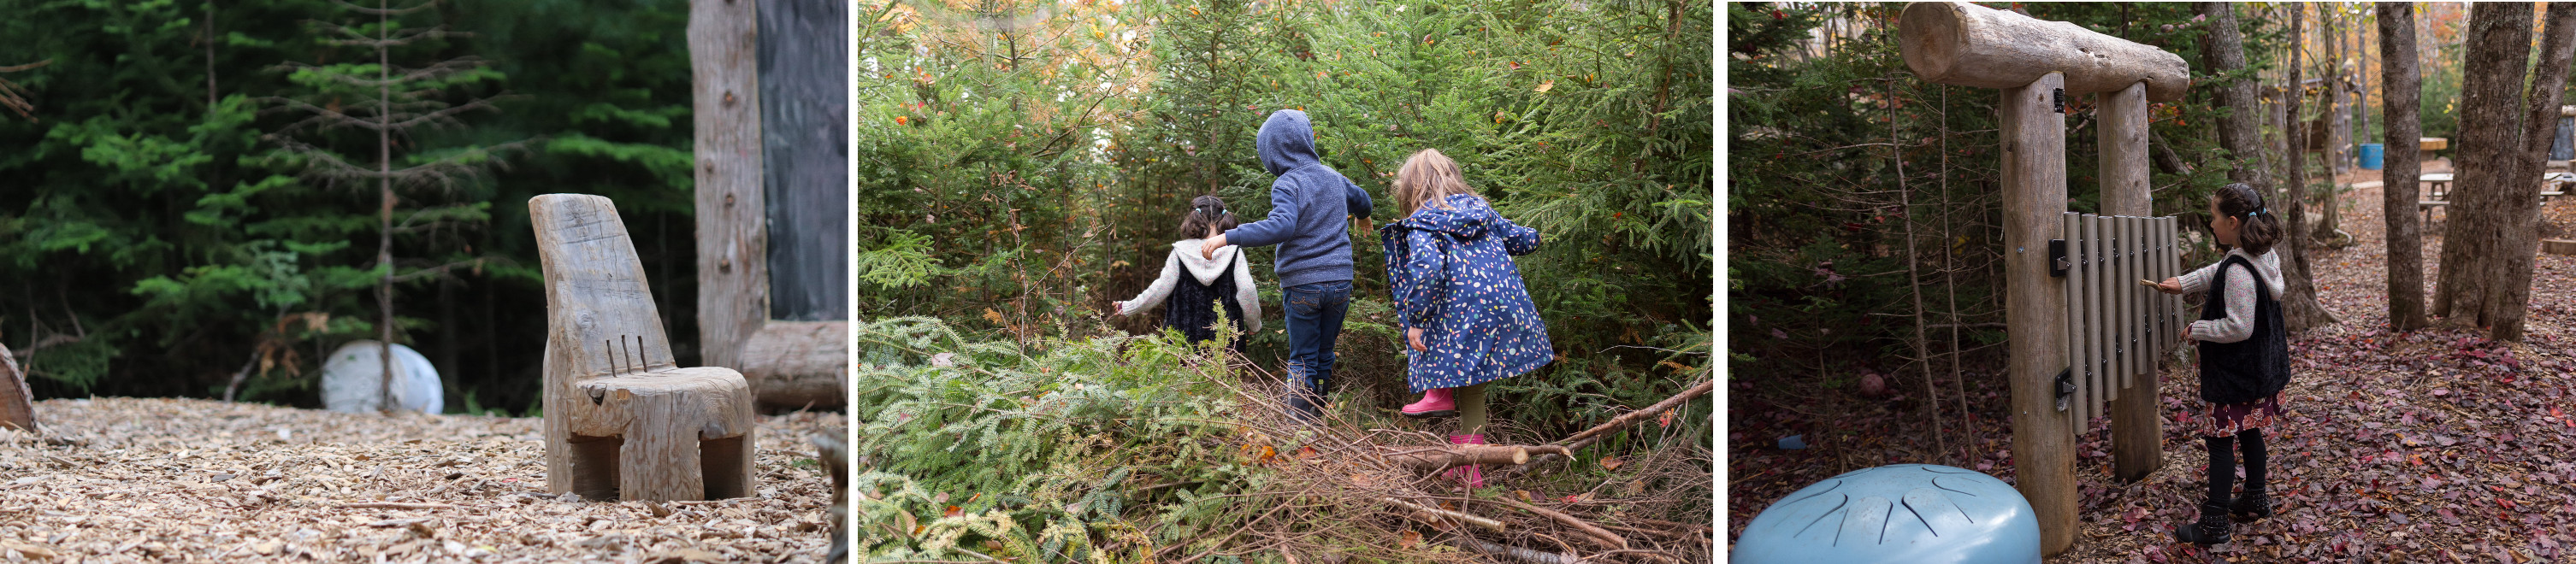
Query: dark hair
1179 195 1239 238
2213 183 2282 256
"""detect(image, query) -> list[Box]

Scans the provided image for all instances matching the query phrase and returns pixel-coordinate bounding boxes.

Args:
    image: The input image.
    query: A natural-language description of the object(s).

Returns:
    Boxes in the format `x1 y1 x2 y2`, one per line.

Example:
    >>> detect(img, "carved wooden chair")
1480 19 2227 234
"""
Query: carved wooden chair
532 194 756 502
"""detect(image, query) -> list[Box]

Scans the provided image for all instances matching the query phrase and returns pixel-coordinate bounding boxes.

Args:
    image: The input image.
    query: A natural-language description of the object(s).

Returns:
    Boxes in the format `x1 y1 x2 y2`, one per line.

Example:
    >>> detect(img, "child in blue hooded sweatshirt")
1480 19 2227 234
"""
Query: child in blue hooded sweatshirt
1202 109 1375 423
1381 149 1551 487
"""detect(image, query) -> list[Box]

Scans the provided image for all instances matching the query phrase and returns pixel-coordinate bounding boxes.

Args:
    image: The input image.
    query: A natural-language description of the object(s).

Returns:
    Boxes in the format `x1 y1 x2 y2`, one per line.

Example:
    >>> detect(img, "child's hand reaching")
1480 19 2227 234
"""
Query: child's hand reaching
1408 327 1427 351
2154 277 2183 295
1201 234 1228 259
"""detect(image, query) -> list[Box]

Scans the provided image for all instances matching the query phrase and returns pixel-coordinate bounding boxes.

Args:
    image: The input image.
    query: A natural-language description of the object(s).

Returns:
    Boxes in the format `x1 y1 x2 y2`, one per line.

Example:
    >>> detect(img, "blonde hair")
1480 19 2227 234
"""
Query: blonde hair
1393 148 1479 216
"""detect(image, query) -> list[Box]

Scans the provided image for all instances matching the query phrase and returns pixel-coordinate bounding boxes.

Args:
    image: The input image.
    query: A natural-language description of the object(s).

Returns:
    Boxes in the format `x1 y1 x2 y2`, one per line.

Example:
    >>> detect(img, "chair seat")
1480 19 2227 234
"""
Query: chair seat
573 367 754 439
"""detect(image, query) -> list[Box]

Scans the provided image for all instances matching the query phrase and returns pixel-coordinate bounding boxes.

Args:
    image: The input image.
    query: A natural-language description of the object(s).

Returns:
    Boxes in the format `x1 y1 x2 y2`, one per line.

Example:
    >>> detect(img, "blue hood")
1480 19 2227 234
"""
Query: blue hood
1393 194 1501 240
1256 109 1320 177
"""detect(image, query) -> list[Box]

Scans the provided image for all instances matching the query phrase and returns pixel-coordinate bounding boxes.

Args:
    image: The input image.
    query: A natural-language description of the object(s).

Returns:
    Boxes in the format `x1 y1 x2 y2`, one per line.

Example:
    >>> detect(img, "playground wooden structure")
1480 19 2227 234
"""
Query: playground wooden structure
1901 2 2193 555
533 194 758 502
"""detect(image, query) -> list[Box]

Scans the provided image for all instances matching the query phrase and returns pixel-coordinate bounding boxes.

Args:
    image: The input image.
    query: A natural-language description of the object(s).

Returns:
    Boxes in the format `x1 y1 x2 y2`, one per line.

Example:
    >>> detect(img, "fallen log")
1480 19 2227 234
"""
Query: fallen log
1381 444 1573 472
1380 497 1505 532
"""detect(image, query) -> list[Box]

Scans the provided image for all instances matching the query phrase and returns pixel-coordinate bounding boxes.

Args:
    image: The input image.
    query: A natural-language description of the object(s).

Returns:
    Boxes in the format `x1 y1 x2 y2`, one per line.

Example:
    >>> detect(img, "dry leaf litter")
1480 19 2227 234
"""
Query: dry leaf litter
0 397 839 563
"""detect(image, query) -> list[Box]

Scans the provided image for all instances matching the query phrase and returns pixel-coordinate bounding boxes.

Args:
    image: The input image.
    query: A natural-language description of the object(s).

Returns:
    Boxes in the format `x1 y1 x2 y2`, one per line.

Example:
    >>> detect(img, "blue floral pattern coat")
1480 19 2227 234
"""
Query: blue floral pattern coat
1380 194 1552 392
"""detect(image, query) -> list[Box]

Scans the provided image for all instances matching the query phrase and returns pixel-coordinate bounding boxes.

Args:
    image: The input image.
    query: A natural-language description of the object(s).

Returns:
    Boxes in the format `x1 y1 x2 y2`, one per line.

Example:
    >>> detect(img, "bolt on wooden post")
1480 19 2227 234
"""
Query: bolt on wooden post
1901 1 2192 555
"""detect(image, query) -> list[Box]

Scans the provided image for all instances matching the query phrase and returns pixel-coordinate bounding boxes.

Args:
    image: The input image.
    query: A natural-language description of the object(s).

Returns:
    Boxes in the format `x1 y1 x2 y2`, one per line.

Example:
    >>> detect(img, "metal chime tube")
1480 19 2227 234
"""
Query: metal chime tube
2084 214 2106 424
2064 212 2085 432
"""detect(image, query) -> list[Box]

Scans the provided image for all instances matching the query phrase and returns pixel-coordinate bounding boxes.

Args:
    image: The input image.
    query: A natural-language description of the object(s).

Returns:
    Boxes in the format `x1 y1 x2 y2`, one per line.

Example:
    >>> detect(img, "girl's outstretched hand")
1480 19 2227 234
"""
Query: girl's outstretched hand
1407 327 1427 351
2155 277 2183 295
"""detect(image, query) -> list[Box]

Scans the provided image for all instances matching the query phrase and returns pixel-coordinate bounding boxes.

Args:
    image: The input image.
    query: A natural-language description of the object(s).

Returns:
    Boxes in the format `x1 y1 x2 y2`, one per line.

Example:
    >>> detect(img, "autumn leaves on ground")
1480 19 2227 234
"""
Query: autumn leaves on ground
1728 170 2576 562
0 398 840 562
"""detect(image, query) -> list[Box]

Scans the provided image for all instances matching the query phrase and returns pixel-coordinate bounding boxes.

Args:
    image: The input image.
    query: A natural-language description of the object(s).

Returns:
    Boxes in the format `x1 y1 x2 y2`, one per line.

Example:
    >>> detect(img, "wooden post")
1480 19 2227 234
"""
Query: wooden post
2002 72 2076 555
691 0 849 408
2099 82 2162 484
691 0 768 374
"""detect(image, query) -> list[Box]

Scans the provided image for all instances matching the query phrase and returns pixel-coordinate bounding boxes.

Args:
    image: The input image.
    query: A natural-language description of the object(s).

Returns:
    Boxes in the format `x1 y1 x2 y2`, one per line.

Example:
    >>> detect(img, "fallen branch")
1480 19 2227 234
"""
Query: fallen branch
337 502 457 510
1557 379 1713 450
1522 379 1715 468
1380 497 1505 532
1494 497 1628 552
1380 444 1573 472
1450 537 1574 564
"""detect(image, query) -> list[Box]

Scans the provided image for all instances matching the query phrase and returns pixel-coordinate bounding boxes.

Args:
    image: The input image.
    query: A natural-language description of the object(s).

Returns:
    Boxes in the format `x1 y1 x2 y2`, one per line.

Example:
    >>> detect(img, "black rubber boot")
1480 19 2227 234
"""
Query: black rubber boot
2230 491 2272 523
2173 502 2232 546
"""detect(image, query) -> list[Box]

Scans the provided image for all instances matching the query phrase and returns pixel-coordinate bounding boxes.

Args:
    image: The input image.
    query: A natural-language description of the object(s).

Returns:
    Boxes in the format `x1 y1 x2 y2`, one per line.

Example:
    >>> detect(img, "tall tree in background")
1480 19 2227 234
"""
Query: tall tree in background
2435 2 2576 341
265 0 523 412
2378 1 2431 332
2204 3 2272 192
2280 3 2340 330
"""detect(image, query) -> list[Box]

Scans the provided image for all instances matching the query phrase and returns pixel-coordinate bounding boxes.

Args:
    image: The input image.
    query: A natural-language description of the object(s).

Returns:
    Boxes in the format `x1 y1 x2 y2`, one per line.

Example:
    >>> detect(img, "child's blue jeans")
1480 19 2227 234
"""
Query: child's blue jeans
1282 280 1351 421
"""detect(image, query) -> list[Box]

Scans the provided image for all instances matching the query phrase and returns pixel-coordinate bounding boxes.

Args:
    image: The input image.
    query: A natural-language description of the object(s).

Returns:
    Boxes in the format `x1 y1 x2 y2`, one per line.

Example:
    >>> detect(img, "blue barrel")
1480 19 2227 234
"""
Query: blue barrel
1733 464 2041 564
2359 143 2385 170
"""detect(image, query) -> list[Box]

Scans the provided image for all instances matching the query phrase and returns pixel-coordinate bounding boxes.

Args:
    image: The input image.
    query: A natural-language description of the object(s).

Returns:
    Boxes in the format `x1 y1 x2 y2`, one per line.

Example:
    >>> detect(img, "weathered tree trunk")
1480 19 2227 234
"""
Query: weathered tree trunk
2280 3 2341 331
2486 3 2576 341
2204 3 2274 191
1900 2 2193 101
2379 2 2431 332
2437 3 2538 325
2000 73 2077 556
694 0 768 372
2100 81 2162 484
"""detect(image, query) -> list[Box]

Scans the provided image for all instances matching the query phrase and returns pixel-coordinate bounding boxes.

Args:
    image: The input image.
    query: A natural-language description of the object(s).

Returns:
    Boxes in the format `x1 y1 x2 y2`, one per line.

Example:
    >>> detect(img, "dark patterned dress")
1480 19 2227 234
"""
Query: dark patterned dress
1380 194 1552 393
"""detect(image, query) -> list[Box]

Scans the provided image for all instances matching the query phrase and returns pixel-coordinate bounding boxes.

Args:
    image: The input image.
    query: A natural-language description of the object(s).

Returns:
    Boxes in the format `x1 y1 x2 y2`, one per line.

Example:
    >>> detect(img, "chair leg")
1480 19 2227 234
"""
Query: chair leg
621 422 706 502
700 431 754 500
568 435 623 501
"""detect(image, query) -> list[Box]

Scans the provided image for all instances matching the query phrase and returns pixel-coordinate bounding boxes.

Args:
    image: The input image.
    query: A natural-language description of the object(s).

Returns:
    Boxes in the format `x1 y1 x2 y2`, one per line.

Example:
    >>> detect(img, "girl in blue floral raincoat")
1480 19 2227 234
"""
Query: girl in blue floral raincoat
1380 149 1552 487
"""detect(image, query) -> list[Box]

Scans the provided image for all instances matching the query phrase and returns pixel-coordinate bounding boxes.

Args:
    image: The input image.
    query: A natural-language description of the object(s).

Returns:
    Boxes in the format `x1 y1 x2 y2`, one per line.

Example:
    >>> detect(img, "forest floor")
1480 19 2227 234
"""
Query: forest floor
0 397 840 563
1728 159 2576 562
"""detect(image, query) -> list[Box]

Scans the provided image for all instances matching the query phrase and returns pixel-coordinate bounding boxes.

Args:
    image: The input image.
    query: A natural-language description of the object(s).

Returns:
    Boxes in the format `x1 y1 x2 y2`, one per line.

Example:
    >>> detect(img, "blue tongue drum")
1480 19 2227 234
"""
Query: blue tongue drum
1734 464 2041 564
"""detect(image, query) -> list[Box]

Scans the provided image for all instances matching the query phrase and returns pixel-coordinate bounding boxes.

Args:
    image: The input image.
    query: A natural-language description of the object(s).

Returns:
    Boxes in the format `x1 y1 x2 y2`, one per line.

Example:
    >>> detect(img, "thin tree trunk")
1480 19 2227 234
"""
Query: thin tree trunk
2436 3 2537 324
1893 78 1944 464
375 0 399 414
2488 3 2576 340
1941 85 1969 462
204 1 216 109
2282 3 2342 331
2379 1 2431 332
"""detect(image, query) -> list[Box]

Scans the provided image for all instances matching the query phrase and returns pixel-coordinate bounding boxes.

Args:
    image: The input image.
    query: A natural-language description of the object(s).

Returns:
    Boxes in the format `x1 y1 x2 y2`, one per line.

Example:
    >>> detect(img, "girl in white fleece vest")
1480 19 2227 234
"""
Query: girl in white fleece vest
1114 195 1264 351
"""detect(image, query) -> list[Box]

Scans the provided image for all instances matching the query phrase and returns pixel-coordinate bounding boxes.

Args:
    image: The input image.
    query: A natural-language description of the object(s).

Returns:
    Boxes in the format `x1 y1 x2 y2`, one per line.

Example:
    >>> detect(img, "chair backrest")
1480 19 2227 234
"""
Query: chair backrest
532 194 677 380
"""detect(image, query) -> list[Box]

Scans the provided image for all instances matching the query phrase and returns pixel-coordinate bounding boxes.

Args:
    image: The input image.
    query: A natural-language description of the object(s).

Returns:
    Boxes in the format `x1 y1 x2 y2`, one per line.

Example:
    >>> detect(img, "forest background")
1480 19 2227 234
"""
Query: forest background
851 0 1714 560
0 0 701 415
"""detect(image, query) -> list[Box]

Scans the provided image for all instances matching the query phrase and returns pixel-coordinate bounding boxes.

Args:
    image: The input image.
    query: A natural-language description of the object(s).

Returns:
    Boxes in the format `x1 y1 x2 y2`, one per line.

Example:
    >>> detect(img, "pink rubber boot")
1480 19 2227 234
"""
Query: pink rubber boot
1400 387 1457 419
1444 434 1487 487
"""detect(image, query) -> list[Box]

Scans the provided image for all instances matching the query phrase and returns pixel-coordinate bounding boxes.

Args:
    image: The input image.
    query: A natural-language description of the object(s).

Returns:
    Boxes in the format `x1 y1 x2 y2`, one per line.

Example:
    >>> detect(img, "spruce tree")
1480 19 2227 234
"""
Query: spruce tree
263 0 523 412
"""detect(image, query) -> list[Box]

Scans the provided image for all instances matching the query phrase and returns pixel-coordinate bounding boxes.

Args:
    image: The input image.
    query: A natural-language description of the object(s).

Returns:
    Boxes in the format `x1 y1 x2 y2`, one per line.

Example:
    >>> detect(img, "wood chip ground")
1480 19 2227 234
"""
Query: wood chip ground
0 397 839 562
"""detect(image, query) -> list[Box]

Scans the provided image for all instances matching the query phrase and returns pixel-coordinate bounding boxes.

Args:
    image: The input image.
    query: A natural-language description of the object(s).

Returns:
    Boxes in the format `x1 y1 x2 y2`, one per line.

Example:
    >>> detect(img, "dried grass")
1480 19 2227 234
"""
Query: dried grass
0 397 838 562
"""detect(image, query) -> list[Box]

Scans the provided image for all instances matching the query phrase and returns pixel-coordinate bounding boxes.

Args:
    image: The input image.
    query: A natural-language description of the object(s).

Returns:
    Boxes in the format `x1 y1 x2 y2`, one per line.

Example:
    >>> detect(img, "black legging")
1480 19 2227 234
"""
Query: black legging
2204 428 2269 505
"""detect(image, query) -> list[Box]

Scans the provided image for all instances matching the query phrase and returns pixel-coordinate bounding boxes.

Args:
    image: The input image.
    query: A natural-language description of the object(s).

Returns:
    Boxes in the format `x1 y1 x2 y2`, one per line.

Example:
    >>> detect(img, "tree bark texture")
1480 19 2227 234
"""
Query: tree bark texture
2378 2 2431 332
2489 3 2576 340
2100 82 2163 484
2280 3 2341 332
2437 3 2538 326
2203 3 2275 191
2000 73 2077 557
693 0 768 372
1900 2 2192 101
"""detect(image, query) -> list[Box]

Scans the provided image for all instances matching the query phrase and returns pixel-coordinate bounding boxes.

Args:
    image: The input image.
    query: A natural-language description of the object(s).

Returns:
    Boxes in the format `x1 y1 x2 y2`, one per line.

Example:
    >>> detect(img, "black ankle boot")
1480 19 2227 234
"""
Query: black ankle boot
2230 490 2272 522
2173 502 2232 545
